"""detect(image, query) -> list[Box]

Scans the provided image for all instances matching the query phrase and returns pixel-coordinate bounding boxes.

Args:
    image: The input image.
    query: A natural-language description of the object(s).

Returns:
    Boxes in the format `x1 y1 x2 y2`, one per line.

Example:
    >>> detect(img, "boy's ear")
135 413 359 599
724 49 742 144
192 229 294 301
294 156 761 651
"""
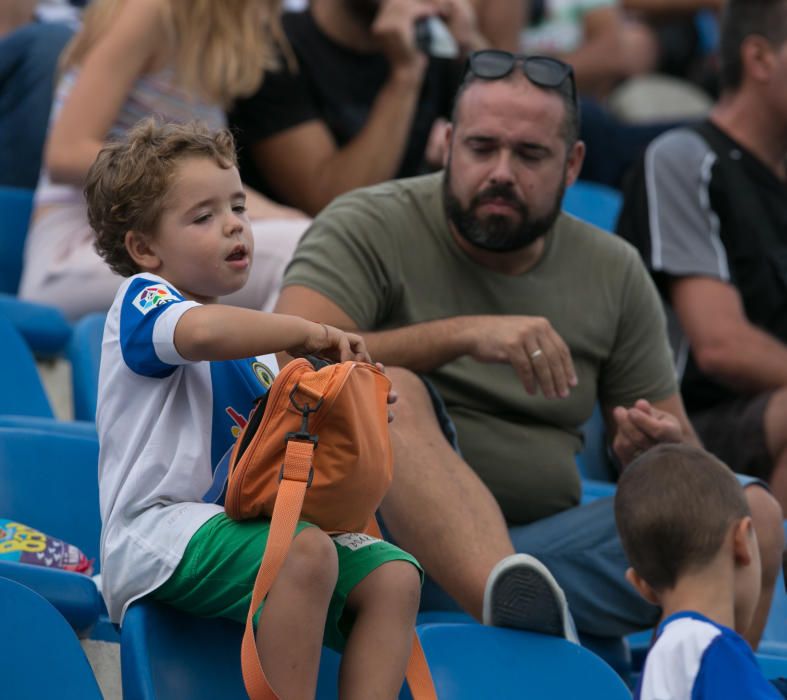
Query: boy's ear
625 567 661 606
125 230 161 272
732 516 755 567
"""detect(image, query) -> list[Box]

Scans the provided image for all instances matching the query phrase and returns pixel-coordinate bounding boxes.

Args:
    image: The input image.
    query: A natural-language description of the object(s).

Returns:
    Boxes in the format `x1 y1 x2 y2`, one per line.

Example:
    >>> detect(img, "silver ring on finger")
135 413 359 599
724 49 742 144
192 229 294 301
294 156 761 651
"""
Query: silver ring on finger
530 348 544 360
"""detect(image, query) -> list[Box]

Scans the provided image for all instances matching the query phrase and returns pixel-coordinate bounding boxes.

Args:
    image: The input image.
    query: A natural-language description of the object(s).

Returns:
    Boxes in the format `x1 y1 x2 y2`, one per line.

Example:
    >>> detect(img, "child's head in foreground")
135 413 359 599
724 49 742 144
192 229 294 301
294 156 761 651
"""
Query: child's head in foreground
615 443 761 630
85 118 252 304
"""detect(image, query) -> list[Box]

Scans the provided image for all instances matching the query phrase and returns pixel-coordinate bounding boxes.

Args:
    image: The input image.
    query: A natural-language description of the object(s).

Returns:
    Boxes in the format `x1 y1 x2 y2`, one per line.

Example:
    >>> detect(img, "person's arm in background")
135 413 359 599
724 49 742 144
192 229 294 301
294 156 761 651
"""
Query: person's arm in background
469 0 526 52
557 5 658 98
245 0 484 216
0 0 36 37
44 0 166 185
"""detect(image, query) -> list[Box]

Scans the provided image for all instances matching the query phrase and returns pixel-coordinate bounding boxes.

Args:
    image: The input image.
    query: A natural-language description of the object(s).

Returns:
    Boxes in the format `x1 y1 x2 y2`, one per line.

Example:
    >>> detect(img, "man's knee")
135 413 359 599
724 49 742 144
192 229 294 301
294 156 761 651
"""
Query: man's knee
764 388 787 457
386 367 438 431
744 484 784 580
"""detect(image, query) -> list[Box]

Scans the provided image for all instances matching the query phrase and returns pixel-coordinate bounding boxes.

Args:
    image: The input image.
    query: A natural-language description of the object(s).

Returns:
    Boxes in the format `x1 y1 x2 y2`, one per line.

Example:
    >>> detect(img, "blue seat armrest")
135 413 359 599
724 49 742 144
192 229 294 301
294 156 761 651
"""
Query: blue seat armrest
0 415 96 438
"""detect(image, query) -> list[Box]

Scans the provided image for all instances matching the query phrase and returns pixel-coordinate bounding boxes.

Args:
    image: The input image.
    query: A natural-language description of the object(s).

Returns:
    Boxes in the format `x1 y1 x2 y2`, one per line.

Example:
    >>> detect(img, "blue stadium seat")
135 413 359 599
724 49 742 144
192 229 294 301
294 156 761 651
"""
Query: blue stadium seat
69 312 106 422
563 180 623 233
0 426 103 636
416 622 631 699
0 186 34 294
122 600 370 700
0 576 103 700
0 293 72 356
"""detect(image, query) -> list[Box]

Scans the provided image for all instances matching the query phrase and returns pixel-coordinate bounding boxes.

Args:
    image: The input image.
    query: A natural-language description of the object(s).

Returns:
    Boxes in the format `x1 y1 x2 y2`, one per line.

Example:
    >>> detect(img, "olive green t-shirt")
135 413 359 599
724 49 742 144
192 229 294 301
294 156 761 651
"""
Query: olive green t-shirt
283 173 677 524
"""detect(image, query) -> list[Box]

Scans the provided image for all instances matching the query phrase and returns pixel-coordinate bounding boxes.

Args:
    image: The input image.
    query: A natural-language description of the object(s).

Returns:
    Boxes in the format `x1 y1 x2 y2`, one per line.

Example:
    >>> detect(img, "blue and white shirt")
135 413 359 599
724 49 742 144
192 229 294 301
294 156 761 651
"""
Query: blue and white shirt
636 611 780 700
97 274 278 622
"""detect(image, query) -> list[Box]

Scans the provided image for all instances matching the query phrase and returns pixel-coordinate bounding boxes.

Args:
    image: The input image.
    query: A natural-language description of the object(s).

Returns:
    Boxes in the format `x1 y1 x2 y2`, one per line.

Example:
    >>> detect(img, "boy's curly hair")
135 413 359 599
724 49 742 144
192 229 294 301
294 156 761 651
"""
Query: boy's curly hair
85 118 238 277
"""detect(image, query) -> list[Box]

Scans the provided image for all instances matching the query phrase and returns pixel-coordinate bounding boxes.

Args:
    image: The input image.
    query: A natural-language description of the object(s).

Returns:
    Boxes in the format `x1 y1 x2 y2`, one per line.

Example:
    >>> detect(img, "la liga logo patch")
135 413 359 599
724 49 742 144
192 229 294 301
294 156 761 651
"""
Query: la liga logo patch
132 285 179 315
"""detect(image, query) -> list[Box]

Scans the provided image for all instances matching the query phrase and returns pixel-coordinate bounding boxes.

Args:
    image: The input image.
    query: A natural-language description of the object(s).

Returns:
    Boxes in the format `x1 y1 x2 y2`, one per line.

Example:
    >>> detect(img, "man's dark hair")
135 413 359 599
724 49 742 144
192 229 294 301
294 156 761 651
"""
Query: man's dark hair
450 69 580 148
614 444 750 592
720 0 787 91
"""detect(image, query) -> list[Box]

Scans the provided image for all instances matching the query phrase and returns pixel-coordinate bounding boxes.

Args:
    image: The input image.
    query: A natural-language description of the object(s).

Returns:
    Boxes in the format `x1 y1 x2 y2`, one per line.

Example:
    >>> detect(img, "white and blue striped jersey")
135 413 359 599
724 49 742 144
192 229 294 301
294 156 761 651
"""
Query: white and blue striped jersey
97 274 278 622
636 611 780 700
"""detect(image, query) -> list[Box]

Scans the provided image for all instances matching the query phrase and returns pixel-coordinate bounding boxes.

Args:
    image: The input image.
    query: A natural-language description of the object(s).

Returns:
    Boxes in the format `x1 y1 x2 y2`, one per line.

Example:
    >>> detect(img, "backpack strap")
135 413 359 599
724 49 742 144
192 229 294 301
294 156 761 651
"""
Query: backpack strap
240 373 438 700
241 437 316 699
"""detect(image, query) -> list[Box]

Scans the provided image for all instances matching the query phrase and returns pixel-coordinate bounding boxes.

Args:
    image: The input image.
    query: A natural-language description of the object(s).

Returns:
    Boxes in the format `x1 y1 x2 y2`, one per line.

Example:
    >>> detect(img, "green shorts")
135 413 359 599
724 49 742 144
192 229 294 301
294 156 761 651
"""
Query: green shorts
152 514 421 651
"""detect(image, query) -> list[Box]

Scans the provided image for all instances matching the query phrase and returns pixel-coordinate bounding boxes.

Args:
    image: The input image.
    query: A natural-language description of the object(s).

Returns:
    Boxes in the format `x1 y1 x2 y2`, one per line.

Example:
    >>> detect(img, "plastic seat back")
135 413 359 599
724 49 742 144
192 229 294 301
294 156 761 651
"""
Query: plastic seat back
0 426 101 566
69 312 106 422
416 623 631 699
563 180 623 233
0 576 103 700
0 312 53 417
0 186 34 294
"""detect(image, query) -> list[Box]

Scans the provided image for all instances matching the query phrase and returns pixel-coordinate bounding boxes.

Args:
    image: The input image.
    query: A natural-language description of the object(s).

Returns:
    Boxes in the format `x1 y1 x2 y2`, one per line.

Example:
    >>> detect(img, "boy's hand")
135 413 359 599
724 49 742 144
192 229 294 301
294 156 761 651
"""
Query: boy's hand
289 322 371 364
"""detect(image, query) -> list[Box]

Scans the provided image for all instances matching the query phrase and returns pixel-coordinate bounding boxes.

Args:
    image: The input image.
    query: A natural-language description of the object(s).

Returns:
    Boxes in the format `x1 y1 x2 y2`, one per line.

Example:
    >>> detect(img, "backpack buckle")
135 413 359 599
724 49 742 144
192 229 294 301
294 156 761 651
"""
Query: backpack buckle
278 462 314 487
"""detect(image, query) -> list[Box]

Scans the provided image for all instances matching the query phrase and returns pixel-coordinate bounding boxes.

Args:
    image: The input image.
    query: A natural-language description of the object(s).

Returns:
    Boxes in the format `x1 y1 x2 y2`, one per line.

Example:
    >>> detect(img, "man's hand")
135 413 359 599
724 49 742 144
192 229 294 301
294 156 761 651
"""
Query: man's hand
466 316 578 399
437 0 486 53
373 0 435 73
287 322 371 364
612 398 684 466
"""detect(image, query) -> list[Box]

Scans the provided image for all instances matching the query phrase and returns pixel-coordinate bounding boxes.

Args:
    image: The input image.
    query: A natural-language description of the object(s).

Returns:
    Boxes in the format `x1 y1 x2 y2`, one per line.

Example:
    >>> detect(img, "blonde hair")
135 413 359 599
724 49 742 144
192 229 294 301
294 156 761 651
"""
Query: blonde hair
61 0 292 107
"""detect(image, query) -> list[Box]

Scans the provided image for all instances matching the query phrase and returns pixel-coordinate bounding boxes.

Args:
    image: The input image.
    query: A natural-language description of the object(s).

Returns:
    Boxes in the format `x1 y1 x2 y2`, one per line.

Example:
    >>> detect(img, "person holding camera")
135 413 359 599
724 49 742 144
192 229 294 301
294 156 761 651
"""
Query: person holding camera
229 0 520 217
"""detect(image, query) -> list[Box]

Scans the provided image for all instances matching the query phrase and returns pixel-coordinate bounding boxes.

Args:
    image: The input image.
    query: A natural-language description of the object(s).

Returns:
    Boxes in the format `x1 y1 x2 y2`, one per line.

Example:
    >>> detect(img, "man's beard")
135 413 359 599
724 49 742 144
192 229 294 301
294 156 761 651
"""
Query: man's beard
346 0 382 26
442 165 565 253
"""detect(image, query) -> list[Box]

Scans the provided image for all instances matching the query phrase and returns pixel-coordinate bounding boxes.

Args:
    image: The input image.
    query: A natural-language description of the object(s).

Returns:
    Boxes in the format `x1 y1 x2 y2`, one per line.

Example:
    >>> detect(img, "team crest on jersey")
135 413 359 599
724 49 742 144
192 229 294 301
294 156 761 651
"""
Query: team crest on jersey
252 361 275 389
132 285 178 315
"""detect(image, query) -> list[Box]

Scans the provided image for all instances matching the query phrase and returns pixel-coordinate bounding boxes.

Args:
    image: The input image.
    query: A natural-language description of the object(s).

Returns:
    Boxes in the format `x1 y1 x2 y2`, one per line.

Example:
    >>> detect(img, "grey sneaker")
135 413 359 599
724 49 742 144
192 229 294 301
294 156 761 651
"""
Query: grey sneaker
482 553 579 643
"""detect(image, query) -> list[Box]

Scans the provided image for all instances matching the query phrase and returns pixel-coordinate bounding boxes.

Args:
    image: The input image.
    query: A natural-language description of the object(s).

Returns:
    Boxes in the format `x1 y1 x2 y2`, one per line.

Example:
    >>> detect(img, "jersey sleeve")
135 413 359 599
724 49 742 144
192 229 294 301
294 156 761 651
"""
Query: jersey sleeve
638 129 731 281
118 277 200 378
692 633 781 700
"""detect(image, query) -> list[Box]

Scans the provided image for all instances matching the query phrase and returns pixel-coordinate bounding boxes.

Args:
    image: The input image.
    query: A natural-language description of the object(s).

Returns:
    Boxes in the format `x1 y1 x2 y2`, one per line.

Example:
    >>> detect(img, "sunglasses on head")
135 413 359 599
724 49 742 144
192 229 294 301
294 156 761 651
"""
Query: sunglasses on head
466 50 577 105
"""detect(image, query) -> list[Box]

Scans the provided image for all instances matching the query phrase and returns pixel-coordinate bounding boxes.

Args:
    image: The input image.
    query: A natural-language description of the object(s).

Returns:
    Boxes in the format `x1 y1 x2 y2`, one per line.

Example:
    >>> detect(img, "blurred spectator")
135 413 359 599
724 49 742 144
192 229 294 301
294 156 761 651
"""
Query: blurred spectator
520 0 659 99
230 0 508 216
0 1 79 188
617 0 787 508
18 0 308 321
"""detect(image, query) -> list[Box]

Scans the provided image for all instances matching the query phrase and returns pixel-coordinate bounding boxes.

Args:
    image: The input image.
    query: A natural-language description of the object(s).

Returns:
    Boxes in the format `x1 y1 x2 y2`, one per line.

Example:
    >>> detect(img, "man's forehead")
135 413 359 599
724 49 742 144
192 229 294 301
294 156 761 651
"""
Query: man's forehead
454 78 565 139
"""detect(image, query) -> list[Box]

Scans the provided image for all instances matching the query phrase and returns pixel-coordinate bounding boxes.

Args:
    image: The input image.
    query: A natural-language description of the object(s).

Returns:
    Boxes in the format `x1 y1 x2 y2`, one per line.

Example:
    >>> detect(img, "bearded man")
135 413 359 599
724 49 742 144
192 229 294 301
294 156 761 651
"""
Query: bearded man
274 51 784 647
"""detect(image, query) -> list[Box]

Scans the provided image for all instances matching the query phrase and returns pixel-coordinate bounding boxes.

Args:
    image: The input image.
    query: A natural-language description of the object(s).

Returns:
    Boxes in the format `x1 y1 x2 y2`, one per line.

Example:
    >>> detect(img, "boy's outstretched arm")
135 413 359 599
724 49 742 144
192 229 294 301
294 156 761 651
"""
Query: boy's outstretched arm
173 305 370 364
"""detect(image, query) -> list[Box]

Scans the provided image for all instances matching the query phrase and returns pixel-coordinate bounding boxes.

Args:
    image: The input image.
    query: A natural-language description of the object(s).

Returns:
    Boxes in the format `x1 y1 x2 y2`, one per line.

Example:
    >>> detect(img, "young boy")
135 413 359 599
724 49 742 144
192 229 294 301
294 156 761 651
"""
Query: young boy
87 119 422 698
615 443 781 700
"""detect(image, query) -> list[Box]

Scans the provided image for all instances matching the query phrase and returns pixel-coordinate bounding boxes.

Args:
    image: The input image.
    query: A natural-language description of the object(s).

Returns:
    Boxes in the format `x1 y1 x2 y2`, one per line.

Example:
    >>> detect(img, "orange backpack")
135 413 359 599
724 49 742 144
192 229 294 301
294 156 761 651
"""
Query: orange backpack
225 357 437 700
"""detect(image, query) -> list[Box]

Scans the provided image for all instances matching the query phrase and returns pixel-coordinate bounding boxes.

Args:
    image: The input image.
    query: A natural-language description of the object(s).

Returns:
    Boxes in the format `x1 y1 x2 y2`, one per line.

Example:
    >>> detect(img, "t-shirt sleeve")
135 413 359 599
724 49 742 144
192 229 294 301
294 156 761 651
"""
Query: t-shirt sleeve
599 244 678 406
229 61 320 144
118 277 200 378
282 195 399 329
640 130 731 281
692 634 782 700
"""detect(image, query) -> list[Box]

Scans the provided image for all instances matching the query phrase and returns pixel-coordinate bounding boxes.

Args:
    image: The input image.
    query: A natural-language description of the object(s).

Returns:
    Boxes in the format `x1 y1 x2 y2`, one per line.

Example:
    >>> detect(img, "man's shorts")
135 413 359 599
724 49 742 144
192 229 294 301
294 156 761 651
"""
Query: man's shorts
152 514 421 651
690 392 774 481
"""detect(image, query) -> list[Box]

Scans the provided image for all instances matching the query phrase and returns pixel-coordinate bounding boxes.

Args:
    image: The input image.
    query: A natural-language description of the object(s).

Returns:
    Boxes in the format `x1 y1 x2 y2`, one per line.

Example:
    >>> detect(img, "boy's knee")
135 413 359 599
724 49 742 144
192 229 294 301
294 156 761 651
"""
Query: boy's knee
371 561 422 615
281 527 338 593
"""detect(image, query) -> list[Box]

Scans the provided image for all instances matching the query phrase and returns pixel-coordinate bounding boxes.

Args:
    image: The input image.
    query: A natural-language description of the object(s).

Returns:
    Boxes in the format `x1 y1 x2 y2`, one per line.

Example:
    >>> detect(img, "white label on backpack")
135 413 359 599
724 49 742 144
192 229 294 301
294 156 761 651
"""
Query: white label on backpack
332 533 380 551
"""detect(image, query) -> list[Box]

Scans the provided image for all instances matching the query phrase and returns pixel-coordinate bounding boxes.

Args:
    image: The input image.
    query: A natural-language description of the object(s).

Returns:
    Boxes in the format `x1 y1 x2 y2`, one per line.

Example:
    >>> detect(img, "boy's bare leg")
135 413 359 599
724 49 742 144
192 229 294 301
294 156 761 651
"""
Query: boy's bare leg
340 560 421 699
380 368 515 619
743 484 784 648
256 528 339 699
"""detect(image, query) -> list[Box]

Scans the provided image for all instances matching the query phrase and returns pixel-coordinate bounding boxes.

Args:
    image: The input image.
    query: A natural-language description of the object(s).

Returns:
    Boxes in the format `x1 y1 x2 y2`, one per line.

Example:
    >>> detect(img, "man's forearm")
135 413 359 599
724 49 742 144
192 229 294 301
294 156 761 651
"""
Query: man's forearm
362 317 473 371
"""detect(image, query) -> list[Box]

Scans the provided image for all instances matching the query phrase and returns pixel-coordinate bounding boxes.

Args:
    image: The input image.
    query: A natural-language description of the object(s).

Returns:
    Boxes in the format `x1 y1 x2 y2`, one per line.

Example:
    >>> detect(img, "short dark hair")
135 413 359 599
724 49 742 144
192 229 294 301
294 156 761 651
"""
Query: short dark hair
85 118 238 278
720 0 787 91
450 69 580 148
614 444 750 592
